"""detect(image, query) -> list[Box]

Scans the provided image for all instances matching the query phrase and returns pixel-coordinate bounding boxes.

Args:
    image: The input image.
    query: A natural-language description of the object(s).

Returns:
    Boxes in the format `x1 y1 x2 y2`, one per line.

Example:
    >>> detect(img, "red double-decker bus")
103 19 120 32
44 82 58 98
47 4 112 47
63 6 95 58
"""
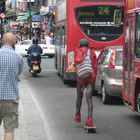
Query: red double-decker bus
55 0 126 84
122 0 140 113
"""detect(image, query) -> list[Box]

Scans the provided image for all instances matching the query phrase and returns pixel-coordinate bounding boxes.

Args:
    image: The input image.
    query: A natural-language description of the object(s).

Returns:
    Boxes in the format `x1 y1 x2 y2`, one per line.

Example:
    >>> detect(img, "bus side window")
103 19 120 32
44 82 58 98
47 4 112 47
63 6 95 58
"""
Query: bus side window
58 26 65 48
136 12 140 58
62 26 66 48
55 26 61 47
125 22 129 71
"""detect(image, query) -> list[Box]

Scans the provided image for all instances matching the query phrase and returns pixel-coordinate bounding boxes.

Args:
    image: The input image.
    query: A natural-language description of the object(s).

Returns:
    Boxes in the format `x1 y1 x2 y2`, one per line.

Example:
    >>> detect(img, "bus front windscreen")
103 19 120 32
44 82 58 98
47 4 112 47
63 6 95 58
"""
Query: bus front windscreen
75 5 124 42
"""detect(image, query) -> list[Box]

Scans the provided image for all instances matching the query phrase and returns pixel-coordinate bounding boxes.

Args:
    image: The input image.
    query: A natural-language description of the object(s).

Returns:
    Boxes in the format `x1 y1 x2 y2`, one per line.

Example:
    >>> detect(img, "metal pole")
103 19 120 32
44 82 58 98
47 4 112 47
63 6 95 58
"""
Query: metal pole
52 0 54 5
29 0 32 39
1 18 3 42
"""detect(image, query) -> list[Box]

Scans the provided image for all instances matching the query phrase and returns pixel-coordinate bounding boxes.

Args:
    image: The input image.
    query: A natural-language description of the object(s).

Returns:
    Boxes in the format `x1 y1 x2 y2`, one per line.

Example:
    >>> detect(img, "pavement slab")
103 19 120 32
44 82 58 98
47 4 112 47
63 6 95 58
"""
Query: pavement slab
0 76 48 140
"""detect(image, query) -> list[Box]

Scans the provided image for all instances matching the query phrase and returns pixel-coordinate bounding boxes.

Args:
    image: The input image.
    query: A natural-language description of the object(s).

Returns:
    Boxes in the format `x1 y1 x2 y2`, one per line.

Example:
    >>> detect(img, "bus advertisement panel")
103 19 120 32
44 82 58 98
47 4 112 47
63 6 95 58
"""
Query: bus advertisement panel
122 0 140 113
55 0 126 84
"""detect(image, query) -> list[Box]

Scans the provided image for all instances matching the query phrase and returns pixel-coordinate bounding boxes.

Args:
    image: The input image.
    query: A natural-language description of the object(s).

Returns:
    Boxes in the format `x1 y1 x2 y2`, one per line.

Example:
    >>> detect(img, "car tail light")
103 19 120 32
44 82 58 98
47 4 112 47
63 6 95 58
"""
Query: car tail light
42 47 48 49
34 61 39 64
31 61 39 64
109 49 116 69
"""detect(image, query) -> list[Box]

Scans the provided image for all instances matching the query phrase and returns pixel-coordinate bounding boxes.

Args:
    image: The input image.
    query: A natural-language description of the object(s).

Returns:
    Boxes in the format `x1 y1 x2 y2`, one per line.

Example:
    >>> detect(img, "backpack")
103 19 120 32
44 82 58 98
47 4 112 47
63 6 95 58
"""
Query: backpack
76 49 93 79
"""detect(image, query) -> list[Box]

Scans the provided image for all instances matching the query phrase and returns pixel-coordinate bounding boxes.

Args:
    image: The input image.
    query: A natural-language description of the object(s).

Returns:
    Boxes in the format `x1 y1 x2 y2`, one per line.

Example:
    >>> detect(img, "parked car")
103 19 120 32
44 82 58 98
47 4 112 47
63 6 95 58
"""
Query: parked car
15 40 32 57
94 46 123 104
15 39 55 58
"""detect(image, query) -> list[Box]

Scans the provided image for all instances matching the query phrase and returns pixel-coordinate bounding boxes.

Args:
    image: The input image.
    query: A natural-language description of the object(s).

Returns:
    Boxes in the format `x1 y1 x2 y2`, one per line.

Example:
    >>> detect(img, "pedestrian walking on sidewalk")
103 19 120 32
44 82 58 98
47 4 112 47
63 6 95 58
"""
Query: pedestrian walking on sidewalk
0 32 23 140
74 39 98 127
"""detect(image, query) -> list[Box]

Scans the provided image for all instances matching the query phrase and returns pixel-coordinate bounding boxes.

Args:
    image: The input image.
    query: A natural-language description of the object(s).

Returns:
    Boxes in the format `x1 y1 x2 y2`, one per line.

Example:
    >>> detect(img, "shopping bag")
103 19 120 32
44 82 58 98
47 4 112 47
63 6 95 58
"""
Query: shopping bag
77 49 93 79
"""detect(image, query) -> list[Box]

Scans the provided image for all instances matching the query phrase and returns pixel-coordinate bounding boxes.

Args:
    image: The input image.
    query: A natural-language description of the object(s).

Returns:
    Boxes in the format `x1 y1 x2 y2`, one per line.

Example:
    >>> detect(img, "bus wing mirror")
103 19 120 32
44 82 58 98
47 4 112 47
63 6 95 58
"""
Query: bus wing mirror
114 9 122 27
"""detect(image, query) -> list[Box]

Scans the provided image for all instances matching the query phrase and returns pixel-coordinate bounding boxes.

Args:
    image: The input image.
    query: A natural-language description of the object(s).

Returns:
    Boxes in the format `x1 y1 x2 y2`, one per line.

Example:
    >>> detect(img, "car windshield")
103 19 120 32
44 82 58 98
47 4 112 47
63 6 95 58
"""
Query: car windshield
18 39 54 45
41 39 53 45
19 40 32 45
42 37 53 45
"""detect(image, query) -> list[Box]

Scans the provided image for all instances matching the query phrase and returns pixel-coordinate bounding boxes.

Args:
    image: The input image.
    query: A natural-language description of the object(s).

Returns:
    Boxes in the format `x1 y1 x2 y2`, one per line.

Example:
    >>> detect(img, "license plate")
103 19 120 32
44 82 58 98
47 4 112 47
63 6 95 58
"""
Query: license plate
33 65 39 70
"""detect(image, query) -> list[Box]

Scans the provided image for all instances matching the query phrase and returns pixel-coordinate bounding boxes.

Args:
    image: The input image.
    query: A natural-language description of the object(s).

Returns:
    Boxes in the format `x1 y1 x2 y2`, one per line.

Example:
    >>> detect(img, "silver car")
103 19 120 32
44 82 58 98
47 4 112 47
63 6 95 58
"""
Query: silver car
94 46 123 104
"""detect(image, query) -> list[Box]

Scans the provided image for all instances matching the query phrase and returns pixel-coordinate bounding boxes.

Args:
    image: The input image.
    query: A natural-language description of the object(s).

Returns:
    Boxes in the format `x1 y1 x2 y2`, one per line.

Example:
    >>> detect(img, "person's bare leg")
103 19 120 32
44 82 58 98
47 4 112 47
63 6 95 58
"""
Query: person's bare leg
4 132 14 140
86 84 93 118
76 83 84 115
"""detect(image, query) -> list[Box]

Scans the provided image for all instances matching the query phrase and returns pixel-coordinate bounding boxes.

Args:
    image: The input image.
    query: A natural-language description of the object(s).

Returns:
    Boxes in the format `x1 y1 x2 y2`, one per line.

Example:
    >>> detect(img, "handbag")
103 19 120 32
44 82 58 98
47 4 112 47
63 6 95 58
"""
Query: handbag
77 49 93 79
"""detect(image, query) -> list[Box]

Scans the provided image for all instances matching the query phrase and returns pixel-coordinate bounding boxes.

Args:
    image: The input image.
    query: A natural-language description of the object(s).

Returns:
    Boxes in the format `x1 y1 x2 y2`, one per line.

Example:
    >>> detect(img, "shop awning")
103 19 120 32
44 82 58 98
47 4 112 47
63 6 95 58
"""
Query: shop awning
23 11 38 17
16 11 38 21
16 15 28 21
6 9 17 18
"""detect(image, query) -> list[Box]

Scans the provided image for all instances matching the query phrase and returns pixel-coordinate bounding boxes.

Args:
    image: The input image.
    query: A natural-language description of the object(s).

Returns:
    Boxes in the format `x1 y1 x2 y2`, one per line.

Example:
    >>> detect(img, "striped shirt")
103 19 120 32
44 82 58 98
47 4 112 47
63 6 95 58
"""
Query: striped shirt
0 46 23 100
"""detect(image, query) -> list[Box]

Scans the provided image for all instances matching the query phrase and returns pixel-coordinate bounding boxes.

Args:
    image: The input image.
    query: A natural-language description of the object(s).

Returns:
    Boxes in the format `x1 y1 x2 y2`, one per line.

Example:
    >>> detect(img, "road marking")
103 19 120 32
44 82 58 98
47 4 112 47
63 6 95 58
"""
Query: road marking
22 75 53 140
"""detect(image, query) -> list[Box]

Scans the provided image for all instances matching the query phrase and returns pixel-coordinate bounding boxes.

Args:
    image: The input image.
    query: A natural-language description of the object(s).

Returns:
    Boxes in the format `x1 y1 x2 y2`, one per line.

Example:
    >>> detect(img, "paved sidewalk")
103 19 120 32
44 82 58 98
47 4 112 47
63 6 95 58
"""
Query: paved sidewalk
0 76 48 140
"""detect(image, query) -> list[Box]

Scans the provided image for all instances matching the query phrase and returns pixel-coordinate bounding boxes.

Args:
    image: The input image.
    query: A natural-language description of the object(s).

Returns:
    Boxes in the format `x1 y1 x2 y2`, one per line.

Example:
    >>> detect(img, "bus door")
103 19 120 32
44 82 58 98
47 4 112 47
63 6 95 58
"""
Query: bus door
124 14 135 105
55 26 66 75
59 26 66 75
60 26 66 75
55 26 61 73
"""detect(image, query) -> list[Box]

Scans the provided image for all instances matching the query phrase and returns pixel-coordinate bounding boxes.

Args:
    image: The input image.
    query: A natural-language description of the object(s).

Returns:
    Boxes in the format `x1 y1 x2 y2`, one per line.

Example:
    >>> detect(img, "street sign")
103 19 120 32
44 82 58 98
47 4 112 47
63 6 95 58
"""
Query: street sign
0 13 5 19
32 15 41 22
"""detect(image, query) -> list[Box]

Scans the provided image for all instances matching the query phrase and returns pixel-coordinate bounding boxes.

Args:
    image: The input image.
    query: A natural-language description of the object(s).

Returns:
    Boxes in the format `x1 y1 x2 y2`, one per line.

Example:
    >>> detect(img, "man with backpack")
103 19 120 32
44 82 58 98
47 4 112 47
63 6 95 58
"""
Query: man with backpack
74 39 98 127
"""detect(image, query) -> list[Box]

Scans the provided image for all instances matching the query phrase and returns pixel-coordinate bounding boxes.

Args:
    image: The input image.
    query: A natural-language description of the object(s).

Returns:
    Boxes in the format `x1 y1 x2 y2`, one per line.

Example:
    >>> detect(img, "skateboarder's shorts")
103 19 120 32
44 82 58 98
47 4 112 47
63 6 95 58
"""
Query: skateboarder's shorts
0 100 19 132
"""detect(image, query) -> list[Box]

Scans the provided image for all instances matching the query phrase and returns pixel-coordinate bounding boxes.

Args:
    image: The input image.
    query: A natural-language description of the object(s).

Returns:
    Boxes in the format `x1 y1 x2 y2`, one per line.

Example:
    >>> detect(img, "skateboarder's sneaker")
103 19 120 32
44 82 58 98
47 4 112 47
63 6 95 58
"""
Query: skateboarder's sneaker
85 118 94 126
74 115 81 122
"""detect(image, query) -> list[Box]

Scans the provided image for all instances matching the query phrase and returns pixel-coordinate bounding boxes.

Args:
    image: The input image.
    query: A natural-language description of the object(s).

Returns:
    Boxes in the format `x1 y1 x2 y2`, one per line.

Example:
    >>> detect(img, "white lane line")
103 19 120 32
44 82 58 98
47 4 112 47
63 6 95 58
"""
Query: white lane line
23 75 53 140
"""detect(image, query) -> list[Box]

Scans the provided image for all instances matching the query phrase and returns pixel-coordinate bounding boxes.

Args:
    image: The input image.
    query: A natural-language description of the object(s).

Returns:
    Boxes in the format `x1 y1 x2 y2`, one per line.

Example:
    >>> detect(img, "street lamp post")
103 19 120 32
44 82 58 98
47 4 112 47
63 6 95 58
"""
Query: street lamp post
0 18 3 42
29 0 32 39
0 13 5 42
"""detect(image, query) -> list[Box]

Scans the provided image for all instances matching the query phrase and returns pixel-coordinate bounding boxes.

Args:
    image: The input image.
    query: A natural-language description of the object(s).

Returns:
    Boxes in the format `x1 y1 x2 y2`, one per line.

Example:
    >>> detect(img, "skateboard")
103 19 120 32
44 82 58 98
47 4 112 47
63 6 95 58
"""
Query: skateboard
84 125 97 133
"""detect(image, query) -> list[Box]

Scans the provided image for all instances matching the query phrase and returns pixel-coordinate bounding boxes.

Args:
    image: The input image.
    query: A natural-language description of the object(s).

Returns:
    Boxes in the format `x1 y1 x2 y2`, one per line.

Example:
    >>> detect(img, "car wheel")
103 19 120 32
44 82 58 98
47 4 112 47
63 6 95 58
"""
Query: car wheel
48 55 54 58
32 73 37 77
136 92 140 113
101 83 111 104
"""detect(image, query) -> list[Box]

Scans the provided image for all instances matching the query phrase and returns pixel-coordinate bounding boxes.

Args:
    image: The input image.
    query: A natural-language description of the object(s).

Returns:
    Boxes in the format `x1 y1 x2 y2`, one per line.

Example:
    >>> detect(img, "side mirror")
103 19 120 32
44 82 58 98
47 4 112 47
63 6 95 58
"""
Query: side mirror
114 9 122 27
25 49 28 51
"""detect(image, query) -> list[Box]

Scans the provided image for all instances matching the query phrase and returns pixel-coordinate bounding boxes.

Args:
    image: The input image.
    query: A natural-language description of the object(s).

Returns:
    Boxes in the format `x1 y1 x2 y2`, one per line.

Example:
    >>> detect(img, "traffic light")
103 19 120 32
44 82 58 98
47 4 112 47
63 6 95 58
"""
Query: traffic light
0 0 6 13
50 11 55 32
52 11 56 16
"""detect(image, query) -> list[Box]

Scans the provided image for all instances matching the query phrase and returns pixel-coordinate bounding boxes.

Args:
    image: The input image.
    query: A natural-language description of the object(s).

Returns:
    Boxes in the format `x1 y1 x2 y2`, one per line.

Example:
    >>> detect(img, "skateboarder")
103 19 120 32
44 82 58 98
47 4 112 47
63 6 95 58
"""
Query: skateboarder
74 39 98 127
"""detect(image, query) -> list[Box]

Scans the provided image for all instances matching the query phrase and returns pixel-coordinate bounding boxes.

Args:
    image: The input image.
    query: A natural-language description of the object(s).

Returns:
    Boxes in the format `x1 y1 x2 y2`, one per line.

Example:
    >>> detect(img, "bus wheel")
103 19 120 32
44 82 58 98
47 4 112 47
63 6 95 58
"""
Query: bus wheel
62 73 68 84
63 78 68 84
136 93 140 113
62 68 68 84
101 83 111 104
